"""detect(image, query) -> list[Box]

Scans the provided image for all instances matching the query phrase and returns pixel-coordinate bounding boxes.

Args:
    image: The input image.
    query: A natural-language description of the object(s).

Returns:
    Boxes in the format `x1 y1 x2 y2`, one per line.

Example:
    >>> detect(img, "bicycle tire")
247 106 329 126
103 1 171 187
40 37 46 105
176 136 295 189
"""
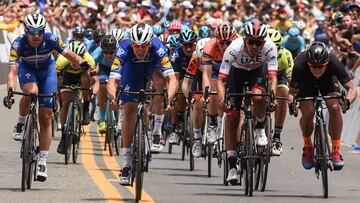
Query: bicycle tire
318 119 328 198
135 117 144 201
51 113 56 138
21 116 32 191
260 116 272 192
245 120 254 197
64 102 74 165
254 158 261 190
168 140 172 154
72 105 82 163
114 132 120 156
207 145 212 177
27 119 38 189
189 110 194 171
223 151 229 186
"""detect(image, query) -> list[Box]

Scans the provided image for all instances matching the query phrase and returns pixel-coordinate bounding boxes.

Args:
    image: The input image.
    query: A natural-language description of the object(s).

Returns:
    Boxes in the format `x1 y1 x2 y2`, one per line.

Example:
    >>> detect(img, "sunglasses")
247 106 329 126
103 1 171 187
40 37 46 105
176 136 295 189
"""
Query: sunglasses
103 50 115 55
245 38 264 46
182 43 195 49
27 28 45 35
308 63 327 69
132 44 150 50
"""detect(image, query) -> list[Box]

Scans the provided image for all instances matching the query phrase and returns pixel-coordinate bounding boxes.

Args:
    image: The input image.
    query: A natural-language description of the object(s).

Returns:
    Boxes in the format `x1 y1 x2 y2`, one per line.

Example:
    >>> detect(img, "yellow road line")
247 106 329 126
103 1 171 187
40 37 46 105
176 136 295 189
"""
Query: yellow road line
81 125 124 203
98 131 156 203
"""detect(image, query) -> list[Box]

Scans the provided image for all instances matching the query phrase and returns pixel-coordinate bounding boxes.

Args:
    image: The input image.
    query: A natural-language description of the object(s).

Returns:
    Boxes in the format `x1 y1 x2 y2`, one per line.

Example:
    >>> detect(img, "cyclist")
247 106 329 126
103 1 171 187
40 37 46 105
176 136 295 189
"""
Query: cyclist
56 41 98 154
195 22 237 158
111 28 126 43
169 20 182 37
5 13 85 181
107 23 177 185
168 29 198 145
86 29 106 55
267 28 294 156
66 26 86 44
92 35 118 133
281 26 305 58
166 35 181 54
182 38 211 149
217 19 278 184
85 28 93 40
153 24 163 37
288 42 357 170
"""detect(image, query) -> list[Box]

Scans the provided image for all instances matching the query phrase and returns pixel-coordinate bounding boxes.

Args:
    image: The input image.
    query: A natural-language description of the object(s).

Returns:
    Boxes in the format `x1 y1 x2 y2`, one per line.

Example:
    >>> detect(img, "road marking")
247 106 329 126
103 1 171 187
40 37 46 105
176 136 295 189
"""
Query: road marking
81 125 124 203
98 130 156 203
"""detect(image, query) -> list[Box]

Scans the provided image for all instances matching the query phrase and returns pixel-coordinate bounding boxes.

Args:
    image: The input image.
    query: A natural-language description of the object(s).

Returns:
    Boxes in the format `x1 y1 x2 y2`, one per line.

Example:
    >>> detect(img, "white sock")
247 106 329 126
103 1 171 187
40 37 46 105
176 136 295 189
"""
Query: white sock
17 115 26 124
39 150 48 163
122 148 132 167
194 128 202 139
152 114 164 135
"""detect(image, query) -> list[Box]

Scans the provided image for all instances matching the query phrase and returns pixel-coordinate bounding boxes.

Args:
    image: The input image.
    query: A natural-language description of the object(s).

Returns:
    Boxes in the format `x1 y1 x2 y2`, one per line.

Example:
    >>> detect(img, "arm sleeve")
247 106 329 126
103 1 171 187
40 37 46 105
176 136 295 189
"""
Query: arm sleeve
284 49 294 78
201 42 213 65
56 55 70 72
330 54 352 85
185 53 200 80
267 45 278 76
48 33 68 54
289 58 303 89
218 46 235 80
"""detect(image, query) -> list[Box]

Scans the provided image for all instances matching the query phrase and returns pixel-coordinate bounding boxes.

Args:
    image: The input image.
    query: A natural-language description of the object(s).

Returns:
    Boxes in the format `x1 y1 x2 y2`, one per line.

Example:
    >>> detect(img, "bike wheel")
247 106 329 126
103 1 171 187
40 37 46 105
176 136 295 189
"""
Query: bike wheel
260 116 272 192
27 121 38 189
135 118 144 201
73 106 82 163
223 151 229 186
64 103 74 165
207 145 212 177
51 113 56 138
21 116 32 191
318 120 328 198
245 121 254 197
105 107 114 156
114 131 120 156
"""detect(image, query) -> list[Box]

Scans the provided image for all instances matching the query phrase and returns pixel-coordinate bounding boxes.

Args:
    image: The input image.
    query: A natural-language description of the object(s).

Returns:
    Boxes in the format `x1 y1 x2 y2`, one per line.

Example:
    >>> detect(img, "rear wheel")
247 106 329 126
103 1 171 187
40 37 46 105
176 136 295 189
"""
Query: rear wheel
223 151 228 186
21 116 32 191
64 103 74 165
135 118 144 202
245 121 254 197
207 145 212 177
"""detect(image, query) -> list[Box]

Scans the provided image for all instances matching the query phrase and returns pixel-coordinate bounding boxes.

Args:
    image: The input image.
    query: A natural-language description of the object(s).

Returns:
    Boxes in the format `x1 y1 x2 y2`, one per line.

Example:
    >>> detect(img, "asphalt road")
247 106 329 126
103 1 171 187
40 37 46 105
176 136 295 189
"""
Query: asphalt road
0 84 359 203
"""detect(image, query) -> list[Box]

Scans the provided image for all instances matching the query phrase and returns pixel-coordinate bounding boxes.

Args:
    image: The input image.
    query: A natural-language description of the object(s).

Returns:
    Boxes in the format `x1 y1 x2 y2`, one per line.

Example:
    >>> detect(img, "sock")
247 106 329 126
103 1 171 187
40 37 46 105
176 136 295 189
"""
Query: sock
273 126 283 140
332 139 341 153
303 136 312 148
153 114 164 135
18 115 26 124
83 100 90 114
227 150 237 169
39 150 48 163
209 114 218 126
99 108 106 122
194 128 202 139
255 117 265 129
122 148 132 167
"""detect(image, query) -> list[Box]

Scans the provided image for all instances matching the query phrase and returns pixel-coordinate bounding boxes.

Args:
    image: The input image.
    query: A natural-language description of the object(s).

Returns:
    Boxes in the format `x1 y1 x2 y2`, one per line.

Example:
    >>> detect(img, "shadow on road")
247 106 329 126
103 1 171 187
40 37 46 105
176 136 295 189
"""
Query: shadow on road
165 173 219 178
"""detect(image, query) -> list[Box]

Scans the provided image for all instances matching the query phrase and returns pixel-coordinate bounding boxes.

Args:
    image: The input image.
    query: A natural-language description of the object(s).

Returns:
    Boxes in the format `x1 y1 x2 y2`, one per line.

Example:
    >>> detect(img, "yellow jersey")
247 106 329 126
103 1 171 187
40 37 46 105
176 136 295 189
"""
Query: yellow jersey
277 47 293 79
56 52 96 74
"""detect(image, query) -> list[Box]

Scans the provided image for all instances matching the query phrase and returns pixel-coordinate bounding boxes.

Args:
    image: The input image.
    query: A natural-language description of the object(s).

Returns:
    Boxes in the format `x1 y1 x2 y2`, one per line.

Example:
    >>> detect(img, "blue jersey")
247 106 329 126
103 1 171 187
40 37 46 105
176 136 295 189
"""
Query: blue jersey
110 37 174 80
170 47 192 80
281 35 305 56
9 32 67 69
92 47 113 68
86 39 98 54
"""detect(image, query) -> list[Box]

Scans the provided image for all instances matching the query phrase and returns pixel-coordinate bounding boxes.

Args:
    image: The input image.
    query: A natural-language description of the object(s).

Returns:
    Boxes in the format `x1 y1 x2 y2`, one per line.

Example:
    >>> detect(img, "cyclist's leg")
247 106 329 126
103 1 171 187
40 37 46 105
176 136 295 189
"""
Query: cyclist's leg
191 97 205 158
80 71 92 125
169 74 180 143
206 76 219 144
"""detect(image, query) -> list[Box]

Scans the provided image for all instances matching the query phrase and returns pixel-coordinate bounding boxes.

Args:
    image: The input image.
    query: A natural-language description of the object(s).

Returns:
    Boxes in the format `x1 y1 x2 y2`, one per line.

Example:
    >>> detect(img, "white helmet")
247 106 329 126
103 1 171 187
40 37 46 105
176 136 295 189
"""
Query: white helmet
130 23 154 45
195 38 211 58
24 13 46 30
111 28 126 42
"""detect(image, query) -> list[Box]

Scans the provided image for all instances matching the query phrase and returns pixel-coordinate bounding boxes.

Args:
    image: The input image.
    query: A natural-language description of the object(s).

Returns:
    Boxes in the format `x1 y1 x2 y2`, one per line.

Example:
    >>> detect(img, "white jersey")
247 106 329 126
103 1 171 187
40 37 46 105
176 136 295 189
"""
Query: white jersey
219 38 278 79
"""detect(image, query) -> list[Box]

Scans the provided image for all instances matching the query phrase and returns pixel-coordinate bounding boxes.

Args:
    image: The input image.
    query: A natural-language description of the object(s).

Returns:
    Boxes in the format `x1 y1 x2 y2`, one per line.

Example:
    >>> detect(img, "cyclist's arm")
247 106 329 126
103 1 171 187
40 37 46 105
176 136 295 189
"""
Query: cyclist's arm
284 49 294 82
182 77 192 99
7 42 20 91
63 51 84 69
217 75 226 108
7 65 18 92
108 58 122 102
267 46 279 95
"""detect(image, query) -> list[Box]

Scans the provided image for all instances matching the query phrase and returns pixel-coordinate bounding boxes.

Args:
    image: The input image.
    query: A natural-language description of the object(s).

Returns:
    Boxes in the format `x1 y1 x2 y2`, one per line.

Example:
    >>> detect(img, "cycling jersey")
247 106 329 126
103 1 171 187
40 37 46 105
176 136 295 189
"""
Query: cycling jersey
277 47 294 79
86 39 98 55
9 32 67 69
201 39 227 79
56 52 96 74
219 38 278 80
170 47 192 80
110 37 174 103
92 47 114 82
281 35 305 57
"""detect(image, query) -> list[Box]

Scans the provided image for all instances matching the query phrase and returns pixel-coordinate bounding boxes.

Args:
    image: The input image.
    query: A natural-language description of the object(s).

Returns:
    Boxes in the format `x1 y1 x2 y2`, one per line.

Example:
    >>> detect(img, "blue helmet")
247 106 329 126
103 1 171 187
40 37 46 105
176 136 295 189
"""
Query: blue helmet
181 25 190 32
153 24 163 36
85 28 92 40
168 35 181 48
72 26 85 36
199 25 211 38
163 20 170 30
179 29 197 44
288 26 300 37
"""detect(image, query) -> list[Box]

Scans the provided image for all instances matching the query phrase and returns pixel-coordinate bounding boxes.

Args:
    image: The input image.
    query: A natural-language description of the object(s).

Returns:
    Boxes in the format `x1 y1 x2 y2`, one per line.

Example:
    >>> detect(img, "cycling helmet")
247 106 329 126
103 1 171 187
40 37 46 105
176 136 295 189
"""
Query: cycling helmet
243 19 267 40
69 41 86 55
85 28 92 40
306 41 330 65
168 35 181 48
214 23 237 41
195 38 211 57
163 20 170 30
179 29 197 44
101 35 117 50
181 25 190 32
267 28 283 47
153 24 163 36
199 25 211 38
130 23 154 45
296 21 306 31
169 20 182 31
24 13 46 32
92 29 106 40
111 28 126 42
288 26 300 37
72 26 85 36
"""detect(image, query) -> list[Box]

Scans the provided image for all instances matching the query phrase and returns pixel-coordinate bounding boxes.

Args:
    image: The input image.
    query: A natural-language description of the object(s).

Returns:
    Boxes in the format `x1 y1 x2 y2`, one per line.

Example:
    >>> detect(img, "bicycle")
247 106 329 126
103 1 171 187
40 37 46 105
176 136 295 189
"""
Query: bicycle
104 91 120 156
117 89 168 201
225 88 272 197
59 85 89 164
6 90 56 191
290 92 348 198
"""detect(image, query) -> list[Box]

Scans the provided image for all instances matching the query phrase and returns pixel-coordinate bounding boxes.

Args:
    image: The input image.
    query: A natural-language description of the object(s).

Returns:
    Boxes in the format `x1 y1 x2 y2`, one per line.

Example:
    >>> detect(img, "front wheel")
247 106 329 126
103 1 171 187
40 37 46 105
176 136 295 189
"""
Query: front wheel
318 120 329 198
135 118 144 201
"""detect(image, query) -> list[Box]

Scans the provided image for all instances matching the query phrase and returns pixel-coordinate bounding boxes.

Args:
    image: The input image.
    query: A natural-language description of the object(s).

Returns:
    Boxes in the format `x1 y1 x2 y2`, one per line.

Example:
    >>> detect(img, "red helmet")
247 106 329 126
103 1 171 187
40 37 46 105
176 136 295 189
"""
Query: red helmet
214 23 237 41
169 20 182 31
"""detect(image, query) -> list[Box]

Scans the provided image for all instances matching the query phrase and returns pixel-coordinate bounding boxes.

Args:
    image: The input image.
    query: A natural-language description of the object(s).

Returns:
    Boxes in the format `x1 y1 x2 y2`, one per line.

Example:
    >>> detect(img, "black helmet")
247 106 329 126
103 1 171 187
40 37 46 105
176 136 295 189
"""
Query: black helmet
92 29 106 40
306 41 330 65
72 26 85 36
179 29 197 44
101 35 117 51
